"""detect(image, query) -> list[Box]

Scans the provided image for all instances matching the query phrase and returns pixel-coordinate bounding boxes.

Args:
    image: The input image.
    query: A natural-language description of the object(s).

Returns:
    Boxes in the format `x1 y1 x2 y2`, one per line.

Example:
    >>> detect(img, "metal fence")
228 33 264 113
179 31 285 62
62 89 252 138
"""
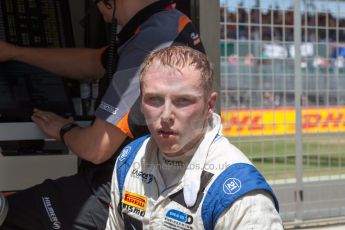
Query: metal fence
220 0 345 226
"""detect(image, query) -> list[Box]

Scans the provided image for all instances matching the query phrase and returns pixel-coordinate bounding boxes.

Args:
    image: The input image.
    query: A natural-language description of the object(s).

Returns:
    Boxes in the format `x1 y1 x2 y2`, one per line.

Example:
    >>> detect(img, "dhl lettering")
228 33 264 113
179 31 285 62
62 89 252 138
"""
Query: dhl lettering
302 114 321 129
322 113 343 128
222 115 263 132
249 116 264 130
221 107 345 137
303 113 345 129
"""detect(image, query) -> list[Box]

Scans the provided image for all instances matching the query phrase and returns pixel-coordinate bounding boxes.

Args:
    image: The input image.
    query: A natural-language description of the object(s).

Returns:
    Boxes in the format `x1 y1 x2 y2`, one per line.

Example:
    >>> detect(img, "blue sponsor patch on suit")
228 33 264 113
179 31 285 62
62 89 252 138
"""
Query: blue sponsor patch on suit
166 209 193 224
119 146 132 162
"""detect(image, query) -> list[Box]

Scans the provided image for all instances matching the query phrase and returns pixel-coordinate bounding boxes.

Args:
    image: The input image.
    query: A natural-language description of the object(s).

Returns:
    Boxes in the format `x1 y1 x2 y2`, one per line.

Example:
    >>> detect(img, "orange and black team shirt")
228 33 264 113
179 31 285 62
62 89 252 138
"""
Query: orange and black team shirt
95 0 205 160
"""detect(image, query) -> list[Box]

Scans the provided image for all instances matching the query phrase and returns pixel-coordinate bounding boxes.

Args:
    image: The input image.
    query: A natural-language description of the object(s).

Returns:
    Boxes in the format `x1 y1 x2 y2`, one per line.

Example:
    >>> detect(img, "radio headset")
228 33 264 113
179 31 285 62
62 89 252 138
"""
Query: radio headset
78 0 118 117
92 0 112 9
101 0 112 9
81 0 176 117
92 0 119 115
106 0 118 82
99 0 177 91
89 0 117 81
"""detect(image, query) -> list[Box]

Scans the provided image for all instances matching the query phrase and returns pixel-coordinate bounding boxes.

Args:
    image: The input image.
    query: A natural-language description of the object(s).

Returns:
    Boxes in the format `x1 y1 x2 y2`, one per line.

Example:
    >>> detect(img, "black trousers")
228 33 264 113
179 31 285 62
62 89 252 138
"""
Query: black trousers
0 166 112 230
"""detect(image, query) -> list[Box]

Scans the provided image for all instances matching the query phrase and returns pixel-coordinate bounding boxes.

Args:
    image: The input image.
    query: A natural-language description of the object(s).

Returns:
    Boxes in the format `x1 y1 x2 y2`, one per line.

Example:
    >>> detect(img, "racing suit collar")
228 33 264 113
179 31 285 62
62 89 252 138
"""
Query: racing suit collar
143 113 222 205
183 113 222 207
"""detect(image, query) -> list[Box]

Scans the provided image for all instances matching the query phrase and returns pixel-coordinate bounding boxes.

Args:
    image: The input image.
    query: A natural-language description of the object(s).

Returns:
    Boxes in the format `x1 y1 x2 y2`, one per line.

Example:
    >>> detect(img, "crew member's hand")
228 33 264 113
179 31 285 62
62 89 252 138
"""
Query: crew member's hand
0 40 17 62
31 108 74 141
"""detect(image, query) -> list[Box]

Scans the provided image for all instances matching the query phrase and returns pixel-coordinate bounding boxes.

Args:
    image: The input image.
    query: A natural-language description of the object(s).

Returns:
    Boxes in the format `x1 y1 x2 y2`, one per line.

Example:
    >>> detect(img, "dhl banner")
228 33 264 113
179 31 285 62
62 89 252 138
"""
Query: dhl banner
221 107 345 137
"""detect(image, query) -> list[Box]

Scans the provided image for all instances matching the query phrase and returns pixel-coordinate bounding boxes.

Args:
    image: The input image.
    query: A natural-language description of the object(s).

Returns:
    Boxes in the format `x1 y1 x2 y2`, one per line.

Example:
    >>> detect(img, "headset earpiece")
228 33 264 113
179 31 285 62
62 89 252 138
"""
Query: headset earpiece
103 0 112 9
94 0 112 9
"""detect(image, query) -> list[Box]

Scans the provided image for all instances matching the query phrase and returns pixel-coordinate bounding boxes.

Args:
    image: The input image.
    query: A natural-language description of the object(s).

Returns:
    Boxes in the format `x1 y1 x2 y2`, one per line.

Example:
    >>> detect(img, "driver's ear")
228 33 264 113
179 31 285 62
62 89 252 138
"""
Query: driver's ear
207 92 217 116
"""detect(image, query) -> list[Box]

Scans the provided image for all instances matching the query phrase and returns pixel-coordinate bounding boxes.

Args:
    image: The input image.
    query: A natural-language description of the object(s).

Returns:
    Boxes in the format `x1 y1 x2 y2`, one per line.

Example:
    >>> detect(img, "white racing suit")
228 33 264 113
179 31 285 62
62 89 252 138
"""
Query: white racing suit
106 114 283 229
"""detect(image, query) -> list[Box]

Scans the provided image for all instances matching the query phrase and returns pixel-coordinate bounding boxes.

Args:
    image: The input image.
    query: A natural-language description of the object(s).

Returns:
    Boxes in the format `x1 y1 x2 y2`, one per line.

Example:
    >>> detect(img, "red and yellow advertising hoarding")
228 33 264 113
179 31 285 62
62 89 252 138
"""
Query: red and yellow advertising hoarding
221 107 345 137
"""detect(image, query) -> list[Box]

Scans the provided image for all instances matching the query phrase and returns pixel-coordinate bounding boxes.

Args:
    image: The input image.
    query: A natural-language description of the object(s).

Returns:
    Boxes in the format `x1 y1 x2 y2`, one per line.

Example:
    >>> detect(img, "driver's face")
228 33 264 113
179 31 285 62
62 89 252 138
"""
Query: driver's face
141 62 214 157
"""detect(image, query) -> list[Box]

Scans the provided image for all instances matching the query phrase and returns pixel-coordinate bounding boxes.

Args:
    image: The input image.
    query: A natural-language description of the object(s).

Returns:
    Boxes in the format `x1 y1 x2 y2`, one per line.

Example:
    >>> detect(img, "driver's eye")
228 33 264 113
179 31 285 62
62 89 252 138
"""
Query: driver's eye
174 97 193 107
145 96 163 106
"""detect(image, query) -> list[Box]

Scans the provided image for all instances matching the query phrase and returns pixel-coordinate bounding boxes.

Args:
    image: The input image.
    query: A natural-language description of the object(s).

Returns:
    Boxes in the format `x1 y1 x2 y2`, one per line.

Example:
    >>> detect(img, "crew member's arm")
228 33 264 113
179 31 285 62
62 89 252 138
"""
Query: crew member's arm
0 40 105 80
214 191 284 230
31 110 127 164
62 117 127 164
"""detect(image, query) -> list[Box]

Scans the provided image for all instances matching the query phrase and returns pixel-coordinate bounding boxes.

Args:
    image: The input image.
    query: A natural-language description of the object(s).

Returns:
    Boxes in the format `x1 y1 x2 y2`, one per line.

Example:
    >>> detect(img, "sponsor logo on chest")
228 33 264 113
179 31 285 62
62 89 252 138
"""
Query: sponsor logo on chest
122 191 147 217
164 209 193 230
130 169 153 184
119 146 131 161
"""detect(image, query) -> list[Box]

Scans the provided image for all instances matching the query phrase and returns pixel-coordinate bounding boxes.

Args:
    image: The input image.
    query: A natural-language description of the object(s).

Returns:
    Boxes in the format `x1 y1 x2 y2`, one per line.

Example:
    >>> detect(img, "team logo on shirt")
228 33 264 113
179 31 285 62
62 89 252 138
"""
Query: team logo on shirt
130 169 153 184
190 32 201 46
122 191 147 217
164 209 193 229
119 146 131 161
42 196 61 230
99 101 119 115
223 178 241 195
